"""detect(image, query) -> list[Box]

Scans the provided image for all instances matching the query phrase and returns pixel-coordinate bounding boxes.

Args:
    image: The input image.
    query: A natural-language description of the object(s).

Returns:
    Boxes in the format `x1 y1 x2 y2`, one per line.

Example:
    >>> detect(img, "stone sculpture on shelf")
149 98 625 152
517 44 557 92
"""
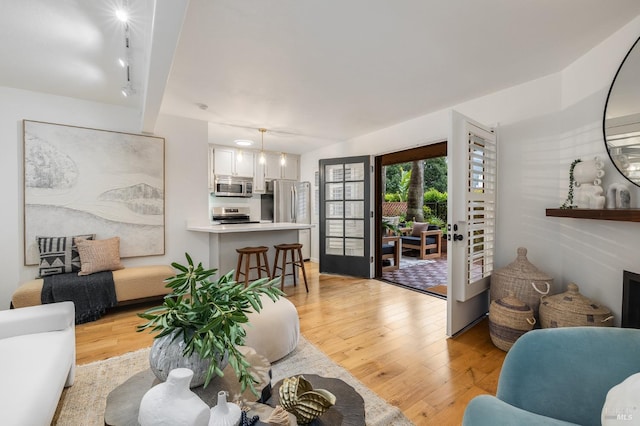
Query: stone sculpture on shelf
573 156 606 209
606 182 631 208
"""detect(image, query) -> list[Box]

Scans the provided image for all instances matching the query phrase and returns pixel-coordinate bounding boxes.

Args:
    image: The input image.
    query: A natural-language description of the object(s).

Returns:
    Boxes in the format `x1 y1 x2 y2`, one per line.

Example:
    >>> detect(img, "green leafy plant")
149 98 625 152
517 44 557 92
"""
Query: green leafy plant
137 253 284 394
384 193 401 202
561 159 582 209
426 216 446 231
382 219 400 235
423 188 448 203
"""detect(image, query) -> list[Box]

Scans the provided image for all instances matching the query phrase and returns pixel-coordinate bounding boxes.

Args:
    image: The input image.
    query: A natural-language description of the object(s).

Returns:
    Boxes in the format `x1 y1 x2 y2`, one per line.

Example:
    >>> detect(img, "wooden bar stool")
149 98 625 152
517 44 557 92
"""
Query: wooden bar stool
235 246 270 286
272 243 308 292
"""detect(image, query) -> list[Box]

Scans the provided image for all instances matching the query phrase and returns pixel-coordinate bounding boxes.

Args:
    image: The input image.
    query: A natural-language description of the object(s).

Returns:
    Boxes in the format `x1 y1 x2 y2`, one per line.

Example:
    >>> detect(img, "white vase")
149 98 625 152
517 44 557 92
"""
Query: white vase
139 368 210 426
208 390 241 426
574 157 605 185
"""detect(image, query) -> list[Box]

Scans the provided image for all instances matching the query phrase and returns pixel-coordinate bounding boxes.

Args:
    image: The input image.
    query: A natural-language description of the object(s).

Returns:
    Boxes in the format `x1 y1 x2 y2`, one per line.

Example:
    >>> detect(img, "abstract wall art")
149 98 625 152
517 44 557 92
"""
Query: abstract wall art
23 120 165 265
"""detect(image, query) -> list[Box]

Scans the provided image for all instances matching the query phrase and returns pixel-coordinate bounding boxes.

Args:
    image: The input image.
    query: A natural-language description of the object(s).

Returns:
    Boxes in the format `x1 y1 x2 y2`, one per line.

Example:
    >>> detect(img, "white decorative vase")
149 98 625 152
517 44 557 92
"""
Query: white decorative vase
573 157 605 185
139 368 210 426
149 331 229 387
208 390 241 426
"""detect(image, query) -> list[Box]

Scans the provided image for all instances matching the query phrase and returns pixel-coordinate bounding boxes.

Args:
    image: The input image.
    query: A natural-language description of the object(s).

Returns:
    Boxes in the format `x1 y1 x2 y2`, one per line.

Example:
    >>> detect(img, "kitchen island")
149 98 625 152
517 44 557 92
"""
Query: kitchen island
187 222 313 285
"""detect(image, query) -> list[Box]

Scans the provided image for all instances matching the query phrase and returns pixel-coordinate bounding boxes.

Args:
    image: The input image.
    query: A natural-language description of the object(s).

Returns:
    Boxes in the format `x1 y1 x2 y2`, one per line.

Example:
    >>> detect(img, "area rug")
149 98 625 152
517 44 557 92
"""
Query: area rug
381 256 447 298
53 336 413 425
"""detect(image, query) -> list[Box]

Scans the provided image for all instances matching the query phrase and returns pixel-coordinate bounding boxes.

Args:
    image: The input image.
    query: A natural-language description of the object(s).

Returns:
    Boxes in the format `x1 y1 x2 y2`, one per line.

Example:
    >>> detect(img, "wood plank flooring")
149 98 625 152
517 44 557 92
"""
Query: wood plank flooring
75 262 505 425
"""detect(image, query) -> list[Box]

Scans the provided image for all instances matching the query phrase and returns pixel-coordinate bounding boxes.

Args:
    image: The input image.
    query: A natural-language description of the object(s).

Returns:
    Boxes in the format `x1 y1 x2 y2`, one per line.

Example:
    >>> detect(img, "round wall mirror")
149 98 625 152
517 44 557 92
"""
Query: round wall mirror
604 36 640 187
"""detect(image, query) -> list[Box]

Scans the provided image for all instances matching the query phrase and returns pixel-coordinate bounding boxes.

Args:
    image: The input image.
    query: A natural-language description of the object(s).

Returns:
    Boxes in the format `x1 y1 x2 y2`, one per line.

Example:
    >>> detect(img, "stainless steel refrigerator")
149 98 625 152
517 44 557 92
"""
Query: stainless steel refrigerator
261 179 311 260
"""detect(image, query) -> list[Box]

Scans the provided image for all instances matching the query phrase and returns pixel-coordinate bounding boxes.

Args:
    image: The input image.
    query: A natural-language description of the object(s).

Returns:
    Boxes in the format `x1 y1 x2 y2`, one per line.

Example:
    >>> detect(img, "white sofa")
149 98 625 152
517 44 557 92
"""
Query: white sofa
0 301 76 426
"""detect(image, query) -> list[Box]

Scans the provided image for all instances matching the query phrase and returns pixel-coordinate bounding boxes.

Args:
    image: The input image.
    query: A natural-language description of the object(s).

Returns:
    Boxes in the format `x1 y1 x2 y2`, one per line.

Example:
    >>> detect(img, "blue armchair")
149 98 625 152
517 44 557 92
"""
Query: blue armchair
463 327 640 426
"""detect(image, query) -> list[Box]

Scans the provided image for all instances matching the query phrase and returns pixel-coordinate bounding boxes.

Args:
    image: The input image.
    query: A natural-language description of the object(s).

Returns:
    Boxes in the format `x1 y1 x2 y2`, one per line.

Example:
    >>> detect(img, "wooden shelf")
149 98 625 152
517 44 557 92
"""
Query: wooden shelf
545 208 640 222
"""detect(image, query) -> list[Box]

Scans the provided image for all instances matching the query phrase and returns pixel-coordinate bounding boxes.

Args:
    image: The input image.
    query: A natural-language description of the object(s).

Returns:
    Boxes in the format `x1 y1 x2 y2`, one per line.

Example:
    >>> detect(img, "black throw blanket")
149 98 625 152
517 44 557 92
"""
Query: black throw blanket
41 271 118 324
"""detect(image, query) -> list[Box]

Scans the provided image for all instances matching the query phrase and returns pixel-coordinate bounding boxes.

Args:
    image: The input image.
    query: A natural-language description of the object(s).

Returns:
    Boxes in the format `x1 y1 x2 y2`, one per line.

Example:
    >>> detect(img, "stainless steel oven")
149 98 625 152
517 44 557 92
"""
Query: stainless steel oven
211 207 259 224
213 175 253 197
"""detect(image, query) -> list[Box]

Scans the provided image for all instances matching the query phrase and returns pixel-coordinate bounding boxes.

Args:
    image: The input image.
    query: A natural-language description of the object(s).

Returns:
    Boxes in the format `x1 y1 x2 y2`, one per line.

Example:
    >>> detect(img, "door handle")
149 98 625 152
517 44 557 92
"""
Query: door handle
453 234 464 241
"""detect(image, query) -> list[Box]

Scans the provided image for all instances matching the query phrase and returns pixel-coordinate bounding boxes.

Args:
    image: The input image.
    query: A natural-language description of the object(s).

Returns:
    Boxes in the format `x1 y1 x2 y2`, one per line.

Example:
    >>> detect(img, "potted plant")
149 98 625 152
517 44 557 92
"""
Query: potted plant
137 253 283 395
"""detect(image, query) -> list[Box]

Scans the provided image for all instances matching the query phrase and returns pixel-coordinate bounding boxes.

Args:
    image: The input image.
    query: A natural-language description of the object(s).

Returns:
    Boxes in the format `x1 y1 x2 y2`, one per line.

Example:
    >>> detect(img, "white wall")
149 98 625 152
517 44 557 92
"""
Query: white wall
0 89 211 310
0 87 140 309
142 114 210 270
301 15 640 325
495 17 640 325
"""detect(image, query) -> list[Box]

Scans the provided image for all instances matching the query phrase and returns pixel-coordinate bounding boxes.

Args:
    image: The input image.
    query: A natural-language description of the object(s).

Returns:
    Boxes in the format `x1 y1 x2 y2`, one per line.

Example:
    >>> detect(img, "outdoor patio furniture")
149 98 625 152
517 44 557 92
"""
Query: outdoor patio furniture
401 223 442 260
382 235 401 271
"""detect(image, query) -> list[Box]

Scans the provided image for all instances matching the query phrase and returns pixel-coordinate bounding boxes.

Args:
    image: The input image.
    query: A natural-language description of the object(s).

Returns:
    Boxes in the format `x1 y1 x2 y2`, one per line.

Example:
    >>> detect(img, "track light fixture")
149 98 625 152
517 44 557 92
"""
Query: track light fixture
117 1 135 97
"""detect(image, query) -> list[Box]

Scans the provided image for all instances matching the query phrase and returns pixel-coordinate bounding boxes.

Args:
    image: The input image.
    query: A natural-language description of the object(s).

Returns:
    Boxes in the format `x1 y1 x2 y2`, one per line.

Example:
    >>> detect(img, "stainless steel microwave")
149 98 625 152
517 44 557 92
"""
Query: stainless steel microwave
213 175 253 197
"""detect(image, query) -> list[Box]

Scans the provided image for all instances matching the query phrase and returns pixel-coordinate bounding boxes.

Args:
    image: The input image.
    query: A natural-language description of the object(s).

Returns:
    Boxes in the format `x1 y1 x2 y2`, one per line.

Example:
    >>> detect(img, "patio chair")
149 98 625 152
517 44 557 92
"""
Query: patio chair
400 222 442 260
381 235 400 271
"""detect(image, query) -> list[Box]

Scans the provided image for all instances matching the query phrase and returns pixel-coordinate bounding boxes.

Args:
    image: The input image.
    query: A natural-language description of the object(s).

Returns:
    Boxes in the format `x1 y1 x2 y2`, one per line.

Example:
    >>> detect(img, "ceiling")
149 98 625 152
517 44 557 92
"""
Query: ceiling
3 1 640 155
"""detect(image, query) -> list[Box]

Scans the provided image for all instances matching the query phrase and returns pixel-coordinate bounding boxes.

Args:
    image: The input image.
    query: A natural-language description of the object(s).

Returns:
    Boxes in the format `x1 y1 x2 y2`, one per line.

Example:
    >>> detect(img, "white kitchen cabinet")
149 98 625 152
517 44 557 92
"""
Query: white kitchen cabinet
264 153 300 181
213 147 234 176
282 155 299 180
219 147 299 193
211 145 254 178
264 153 282 180
235 150 254 177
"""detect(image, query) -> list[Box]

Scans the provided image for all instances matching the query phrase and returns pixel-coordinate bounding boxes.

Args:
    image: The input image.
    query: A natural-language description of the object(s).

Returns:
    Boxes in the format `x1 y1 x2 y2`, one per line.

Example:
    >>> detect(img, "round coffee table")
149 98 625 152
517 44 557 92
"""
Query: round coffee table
104 347 271 426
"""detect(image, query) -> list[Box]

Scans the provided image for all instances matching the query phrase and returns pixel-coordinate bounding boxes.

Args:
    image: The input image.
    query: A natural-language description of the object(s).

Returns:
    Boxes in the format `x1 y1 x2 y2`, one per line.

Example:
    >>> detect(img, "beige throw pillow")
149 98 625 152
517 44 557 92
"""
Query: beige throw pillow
76 237 124 276
411 222 430 236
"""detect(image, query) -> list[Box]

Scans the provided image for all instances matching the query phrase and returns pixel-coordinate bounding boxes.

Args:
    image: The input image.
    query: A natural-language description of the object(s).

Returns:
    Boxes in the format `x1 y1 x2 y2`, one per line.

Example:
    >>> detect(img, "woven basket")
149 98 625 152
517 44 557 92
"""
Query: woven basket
490 247 553 320
489 293 536 352
539 282 614 328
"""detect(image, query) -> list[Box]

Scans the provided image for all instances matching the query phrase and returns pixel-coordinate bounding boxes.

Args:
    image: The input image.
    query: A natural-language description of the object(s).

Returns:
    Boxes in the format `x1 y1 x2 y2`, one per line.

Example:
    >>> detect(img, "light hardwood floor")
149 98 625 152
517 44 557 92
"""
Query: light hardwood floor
75 262 505 425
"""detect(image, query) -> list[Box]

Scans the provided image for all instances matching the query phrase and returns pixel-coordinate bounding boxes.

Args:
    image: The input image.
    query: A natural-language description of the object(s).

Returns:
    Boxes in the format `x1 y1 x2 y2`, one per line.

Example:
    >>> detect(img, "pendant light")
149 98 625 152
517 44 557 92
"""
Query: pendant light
258 128 267 164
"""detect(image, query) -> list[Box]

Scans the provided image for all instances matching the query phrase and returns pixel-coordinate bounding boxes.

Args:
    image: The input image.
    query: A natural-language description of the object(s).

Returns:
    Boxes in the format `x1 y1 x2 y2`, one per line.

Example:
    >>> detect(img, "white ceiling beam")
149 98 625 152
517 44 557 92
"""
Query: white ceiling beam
140 0 190 134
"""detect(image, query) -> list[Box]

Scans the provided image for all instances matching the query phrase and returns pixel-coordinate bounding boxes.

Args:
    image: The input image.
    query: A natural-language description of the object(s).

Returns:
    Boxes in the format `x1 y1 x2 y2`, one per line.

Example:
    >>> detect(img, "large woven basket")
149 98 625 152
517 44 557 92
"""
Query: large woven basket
490 247 553 320
489 294 536 352
539 282 614 328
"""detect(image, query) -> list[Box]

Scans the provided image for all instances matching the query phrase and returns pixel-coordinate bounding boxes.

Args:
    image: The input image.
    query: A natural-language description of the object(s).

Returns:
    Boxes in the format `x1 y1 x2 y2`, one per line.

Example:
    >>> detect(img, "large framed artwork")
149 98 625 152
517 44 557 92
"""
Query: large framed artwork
23 120 165 265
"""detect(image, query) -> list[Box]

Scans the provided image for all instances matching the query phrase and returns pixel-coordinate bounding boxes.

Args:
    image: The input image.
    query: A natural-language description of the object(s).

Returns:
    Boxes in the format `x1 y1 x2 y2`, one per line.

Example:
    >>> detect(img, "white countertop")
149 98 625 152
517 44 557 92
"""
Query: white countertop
187 222 314 234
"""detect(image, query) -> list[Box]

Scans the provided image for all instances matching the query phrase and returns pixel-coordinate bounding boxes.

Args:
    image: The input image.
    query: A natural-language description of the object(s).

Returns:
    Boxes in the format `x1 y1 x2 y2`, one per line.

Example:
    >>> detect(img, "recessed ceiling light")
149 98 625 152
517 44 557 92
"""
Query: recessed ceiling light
235 139 253 146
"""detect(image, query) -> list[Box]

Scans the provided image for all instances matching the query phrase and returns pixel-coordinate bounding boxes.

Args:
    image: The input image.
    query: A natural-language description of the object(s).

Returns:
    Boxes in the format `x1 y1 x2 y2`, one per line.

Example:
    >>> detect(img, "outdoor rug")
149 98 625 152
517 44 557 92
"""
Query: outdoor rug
381 256 448 298
53 336 413 425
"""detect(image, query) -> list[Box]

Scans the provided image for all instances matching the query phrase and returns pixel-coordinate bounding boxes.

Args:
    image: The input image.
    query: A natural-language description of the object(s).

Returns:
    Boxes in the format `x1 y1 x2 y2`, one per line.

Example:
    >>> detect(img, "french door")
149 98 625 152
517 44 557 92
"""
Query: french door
319 156 372 278
447 110 497 336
